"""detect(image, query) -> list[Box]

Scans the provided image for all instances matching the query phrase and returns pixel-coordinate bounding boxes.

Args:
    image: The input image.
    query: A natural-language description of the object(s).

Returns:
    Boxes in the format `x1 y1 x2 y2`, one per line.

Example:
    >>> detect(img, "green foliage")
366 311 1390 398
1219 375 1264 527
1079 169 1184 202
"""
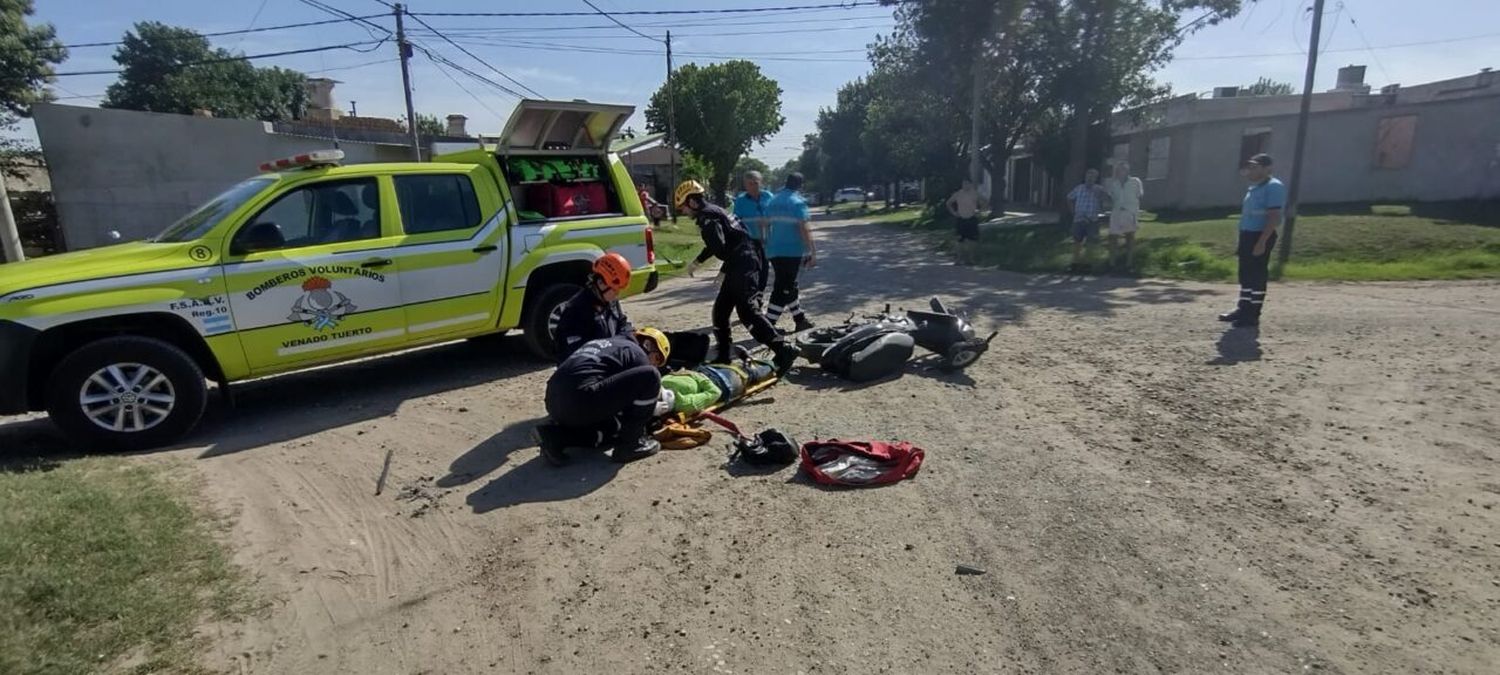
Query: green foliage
767 158 799 190
732 156 769 182
645 60 785 202
679 150 715 186
0 459 254 674
100 22 308 122
0 0 65 123
1243 76 1295 96
412 112 445 137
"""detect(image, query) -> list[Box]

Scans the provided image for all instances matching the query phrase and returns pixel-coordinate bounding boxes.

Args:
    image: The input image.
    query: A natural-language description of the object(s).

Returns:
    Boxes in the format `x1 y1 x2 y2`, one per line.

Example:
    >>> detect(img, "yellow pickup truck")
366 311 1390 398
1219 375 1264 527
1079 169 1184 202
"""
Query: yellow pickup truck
0 100 659 449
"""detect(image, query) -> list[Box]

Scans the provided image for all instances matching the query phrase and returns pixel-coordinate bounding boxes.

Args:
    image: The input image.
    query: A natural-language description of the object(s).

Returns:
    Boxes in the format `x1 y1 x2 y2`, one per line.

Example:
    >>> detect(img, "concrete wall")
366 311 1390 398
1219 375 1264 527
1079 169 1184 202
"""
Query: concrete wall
33 103 410 249
1121 93 1500 211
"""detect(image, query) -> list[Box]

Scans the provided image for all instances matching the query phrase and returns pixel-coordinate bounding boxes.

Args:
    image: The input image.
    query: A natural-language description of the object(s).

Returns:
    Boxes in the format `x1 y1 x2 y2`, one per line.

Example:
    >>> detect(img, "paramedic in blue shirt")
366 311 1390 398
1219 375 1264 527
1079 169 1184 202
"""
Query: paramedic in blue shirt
1221 153 1284 328
732 170 773 293
764 172 817 333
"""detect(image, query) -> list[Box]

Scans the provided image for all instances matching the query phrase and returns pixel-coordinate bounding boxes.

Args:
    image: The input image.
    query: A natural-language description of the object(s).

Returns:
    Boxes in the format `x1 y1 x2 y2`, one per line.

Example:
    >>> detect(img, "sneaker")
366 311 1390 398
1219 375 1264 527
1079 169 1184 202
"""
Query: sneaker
793 317 816 333
531 425 570 467
610 436 661 463
772 343 800 377
1218 307 1243 322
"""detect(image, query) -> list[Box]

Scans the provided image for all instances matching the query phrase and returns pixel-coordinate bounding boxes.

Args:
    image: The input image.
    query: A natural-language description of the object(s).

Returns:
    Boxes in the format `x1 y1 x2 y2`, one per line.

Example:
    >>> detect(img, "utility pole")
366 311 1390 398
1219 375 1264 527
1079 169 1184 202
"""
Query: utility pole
969 62 982 187
666 30 678 218
0 172 23 263
1280 0 1326 265
394 4 421 161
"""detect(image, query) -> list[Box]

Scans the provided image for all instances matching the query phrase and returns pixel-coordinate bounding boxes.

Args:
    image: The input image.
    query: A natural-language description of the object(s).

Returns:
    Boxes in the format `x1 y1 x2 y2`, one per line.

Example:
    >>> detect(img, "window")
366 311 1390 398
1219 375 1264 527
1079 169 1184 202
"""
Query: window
395 174 482 234
154 177 274 242
1374 115 1417 169
1146 136 1171 181
233 178 380 252
1240 127 1272 167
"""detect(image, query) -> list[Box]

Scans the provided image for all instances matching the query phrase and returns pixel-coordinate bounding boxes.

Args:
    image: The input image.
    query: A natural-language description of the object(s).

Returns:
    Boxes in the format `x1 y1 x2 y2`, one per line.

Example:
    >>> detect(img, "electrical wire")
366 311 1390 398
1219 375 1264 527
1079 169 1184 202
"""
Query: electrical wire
296 0 391 38
412 44 528 100
400 13 544 99
404 12 895 34
579 0 664 43
1341 2 1395 84
60 15 387 48
52 39 389 76
421 51 507 120
409 1 895 18
408 22 895 41
232 0 273 52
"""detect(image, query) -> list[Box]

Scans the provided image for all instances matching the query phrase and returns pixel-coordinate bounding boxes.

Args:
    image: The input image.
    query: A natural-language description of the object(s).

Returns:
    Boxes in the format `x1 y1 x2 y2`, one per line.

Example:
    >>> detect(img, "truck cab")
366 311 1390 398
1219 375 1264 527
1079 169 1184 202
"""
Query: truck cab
0 99 656 450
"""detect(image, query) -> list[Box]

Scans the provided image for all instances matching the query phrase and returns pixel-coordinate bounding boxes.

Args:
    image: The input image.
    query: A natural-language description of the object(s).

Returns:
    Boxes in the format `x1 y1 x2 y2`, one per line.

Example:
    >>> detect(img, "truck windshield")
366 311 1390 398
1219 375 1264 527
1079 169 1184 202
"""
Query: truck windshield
152 177 275 243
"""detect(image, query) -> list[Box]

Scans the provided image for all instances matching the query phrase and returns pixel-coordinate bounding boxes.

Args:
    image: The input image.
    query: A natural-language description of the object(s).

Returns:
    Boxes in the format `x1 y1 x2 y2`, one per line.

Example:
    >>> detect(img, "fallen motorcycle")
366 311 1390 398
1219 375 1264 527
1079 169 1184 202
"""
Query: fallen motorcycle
795 297 996 382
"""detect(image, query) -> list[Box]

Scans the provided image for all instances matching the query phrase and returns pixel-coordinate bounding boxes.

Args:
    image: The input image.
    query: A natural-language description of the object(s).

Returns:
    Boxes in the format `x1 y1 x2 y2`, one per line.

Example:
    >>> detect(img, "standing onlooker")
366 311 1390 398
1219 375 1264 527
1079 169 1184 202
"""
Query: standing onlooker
639 182 665 227
945 178 983 265
732 170 773 294
1104 162 1144 270
1220 153 1284 328
764 172 817 332
1066 168 1107 271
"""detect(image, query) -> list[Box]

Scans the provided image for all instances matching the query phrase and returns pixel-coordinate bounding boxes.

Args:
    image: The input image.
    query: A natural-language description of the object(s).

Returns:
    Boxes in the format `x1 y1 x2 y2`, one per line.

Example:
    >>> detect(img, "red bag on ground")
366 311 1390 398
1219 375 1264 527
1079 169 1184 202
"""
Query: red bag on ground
799 440 925 487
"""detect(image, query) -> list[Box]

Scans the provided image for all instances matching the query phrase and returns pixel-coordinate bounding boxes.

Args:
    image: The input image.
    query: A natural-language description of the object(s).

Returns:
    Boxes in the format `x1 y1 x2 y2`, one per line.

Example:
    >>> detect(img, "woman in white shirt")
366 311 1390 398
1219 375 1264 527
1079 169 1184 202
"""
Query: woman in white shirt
1105 161 1144 270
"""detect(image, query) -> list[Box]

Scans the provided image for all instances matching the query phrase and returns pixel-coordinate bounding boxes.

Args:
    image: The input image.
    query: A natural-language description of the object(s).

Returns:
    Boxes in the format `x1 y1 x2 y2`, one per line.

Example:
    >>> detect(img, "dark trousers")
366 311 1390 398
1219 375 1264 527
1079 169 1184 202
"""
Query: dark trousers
712 265 780 356
766 257 807 325
545 365 662 447
1236 230 1278 317
754 240 770 294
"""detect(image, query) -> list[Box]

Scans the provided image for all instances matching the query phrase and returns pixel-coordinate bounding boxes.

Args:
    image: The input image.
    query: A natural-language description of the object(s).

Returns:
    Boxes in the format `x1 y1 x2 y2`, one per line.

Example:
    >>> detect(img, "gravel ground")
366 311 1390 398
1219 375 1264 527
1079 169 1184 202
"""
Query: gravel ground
3 216 1498 674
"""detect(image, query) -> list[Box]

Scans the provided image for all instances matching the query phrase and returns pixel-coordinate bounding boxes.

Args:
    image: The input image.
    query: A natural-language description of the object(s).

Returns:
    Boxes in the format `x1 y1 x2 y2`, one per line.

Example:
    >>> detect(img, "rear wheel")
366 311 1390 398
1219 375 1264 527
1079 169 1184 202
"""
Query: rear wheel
522 283 582 360
46 336 208 451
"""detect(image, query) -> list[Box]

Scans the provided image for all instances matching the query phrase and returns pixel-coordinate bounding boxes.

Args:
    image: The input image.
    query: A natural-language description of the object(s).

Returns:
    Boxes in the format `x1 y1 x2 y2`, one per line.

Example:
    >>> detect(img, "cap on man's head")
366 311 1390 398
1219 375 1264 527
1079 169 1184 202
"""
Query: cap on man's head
1246 153 1273 167
785 172 805 190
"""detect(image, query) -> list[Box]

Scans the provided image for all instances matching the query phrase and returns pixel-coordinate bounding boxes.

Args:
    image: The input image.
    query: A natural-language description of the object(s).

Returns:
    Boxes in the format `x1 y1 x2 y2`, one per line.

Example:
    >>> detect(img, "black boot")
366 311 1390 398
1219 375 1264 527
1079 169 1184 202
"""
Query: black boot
793 316 816 333
1232 311 1260 328
772 341 800 377
610 434 661 463
713 327 734 364
531 424 570 467
1218 307 1243 322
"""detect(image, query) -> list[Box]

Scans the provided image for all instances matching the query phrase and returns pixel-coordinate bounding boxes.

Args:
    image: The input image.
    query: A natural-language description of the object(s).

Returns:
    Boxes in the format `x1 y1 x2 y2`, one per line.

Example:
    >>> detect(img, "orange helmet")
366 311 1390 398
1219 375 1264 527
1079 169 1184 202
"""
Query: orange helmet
592 252 631 292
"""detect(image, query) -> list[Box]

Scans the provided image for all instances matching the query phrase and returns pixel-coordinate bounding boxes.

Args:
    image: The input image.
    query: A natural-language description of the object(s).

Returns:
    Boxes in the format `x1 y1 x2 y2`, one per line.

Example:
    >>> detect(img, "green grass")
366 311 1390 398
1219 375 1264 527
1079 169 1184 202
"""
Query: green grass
0 459 254 675
650 221 703 277
892 203 1500 282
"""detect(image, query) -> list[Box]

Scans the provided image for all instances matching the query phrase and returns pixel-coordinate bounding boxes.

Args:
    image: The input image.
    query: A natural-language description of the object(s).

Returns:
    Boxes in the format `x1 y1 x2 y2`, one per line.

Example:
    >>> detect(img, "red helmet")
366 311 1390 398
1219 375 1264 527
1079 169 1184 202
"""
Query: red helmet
592 252 631 292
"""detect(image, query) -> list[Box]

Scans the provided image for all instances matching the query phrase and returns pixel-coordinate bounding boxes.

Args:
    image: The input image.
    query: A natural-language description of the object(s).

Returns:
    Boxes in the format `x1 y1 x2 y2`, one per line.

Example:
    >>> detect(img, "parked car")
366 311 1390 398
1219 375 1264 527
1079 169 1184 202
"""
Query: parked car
834 187 868 203
0 99 659 450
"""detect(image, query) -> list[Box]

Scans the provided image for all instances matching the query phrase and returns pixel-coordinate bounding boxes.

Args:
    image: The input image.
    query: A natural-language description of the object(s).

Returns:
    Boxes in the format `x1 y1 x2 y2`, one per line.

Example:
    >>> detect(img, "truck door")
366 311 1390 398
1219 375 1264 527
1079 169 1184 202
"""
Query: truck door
221 176 408 373
390 167 508 342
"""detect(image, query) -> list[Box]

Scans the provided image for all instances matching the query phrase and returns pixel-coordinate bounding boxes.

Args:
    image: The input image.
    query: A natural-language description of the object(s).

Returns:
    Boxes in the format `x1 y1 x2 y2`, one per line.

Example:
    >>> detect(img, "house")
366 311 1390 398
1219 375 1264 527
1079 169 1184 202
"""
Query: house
31 79 474 250
1003 66 1500 211
611 132 680 205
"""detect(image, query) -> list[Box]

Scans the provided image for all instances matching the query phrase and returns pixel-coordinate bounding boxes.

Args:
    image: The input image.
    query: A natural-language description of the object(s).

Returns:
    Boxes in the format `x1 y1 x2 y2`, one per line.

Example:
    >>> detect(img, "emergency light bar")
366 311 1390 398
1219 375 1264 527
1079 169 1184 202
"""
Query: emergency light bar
258 149 345 173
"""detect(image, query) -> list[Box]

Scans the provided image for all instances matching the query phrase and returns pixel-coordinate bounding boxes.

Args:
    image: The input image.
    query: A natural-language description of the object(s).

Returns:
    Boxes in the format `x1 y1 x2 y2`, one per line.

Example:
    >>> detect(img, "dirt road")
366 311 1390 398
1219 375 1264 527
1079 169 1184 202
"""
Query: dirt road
5 217 1498 674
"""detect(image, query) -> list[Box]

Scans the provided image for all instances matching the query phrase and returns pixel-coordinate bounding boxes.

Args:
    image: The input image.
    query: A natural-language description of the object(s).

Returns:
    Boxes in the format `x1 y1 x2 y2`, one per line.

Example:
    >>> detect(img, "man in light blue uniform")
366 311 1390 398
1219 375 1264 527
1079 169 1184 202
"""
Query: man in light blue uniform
1220 153 1285 328
732 170 773 294
764 172 817 332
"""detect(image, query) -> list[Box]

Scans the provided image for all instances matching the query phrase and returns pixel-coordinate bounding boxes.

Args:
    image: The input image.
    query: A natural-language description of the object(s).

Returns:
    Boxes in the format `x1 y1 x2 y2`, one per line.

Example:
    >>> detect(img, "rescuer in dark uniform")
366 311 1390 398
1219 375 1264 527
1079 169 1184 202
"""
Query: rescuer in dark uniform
550 252 635 362
675 180 800 375
533 328 671 466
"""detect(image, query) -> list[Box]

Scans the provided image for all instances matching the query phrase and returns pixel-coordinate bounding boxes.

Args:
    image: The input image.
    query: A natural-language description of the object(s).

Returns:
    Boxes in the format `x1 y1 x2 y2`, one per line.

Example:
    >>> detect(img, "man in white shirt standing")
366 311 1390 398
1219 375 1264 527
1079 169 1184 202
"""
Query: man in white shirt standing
945 179 983 265
1104 161 1144 270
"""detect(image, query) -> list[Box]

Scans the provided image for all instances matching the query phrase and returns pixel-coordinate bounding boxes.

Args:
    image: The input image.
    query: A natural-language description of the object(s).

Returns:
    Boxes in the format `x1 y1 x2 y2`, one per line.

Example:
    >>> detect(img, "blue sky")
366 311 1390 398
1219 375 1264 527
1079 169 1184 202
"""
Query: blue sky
17 0 1500 166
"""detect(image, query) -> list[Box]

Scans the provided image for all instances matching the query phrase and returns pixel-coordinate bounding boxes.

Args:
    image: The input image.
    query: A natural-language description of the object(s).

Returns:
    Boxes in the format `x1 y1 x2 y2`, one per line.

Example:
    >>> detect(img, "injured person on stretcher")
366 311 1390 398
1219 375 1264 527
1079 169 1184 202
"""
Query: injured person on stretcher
533 328 785 466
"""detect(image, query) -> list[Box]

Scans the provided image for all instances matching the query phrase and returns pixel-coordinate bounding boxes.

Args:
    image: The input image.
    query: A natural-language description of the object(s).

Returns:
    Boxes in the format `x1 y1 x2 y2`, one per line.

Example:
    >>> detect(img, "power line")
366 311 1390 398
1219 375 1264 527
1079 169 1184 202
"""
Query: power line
579 0 664 43
296 0 391 38
1341 2 1395 84
421 51 507 120
412 44 528 100
232 0 273 51
1173 30 1500 61
52 39 388 76
405 12 894 33
400 11 544 98
60 15 386 48
433 36 869 61
408 21 896 40
409 1 894 18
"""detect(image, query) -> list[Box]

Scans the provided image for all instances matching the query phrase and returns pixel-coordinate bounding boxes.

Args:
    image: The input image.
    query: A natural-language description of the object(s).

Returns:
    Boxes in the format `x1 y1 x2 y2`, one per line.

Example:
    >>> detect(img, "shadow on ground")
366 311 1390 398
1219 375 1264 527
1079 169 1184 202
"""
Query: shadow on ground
0 335 551 464
1209 326 1263 365
465 450 625 513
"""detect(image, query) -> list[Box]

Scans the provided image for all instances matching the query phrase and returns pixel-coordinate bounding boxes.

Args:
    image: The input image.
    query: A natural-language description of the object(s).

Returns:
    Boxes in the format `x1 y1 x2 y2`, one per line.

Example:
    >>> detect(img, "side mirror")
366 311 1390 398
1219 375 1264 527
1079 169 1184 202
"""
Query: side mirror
231 222 285 255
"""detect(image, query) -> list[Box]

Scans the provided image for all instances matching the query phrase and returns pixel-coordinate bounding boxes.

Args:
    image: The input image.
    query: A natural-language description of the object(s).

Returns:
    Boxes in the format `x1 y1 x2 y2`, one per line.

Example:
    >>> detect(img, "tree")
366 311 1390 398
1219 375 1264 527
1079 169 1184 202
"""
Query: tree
1 0 66 180
679 151 715 186
1243 76 1295 96
645 60 784 203
101 22 308 122
412 113 445 137
767 158 799 190
733 156 769 181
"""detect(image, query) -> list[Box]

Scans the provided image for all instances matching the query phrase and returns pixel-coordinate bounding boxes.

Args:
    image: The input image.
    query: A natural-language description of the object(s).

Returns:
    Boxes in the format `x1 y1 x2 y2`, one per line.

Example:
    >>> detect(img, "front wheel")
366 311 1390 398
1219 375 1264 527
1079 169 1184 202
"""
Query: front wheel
522 283 582 360
46 336 209 451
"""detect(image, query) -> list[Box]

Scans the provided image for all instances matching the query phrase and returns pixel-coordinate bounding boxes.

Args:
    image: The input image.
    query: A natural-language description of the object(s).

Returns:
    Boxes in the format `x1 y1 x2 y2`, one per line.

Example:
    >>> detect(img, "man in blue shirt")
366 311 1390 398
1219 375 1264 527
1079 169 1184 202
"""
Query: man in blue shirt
732 170 773 294
1221 153 1285 328
764 172 817 333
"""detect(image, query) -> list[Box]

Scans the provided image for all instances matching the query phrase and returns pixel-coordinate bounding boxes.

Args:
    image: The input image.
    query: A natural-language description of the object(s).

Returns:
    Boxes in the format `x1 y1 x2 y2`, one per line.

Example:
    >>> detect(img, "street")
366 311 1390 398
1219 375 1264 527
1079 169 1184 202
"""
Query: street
5 215 1496 674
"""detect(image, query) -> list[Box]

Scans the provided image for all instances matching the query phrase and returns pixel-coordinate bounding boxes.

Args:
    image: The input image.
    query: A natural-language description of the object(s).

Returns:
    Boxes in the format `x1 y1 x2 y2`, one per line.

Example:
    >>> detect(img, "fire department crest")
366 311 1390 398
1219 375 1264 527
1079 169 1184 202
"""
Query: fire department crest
288 276 355 331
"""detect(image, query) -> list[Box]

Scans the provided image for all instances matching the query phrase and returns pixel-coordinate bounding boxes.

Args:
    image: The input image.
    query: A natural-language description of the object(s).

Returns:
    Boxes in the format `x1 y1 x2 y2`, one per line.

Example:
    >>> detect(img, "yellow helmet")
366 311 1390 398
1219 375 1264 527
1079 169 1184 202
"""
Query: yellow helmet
634 327 671 365
674 180 706 210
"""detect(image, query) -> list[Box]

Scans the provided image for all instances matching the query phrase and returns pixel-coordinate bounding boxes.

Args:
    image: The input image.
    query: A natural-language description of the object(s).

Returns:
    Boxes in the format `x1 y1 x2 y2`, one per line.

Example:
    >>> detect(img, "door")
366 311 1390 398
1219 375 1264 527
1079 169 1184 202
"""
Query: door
500 99 634 154
221 176 408 373
390 168 509 341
